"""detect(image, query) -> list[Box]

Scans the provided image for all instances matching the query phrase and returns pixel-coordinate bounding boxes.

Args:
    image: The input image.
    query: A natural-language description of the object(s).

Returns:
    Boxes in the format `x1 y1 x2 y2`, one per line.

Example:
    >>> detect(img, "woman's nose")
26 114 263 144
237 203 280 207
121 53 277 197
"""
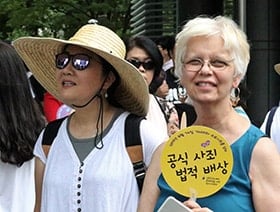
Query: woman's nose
61 66 74 75
138 65 146 73
199 61 212 74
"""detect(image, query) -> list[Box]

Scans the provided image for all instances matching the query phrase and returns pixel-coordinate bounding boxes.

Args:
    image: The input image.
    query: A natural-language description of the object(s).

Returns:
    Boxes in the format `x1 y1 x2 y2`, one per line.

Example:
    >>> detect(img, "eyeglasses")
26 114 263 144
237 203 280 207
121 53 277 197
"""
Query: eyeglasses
56 52 97 71
183 58 233 72
127 59 155 70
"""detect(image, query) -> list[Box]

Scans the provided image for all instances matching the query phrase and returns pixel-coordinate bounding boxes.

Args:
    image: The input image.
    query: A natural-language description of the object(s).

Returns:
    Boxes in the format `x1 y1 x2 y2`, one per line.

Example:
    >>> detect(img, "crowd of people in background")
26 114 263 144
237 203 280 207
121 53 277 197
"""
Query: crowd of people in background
1 14 280 212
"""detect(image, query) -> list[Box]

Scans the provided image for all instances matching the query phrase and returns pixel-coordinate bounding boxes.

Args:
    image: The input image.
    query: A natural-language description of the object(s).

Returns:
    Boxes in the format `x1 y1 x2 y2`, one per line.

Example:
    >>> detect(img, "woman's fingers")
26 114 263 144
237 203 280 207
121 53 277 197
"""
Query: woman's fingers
183 199 213 212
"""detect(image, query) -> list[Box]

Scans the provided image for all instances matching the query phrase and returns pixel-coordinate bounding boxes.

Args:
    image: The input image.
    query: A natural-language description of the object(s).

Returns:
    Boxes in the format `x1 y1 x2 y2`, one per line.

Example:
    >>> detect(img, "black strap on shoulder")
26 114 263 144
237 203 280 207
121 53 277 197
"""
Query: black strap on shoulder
42 117 67 145
265 106 278 137
125 113 144 146
124 113 146 193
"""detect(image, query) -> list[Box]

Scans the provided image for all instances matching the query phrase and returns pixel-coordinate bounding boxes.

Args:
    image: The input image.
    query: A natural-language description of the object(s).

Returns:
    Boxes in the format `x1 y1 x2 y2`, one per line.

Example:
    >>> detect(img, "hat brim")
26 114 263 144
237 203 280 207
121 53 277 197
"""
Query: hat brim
13 37 149 116
274 63 280 75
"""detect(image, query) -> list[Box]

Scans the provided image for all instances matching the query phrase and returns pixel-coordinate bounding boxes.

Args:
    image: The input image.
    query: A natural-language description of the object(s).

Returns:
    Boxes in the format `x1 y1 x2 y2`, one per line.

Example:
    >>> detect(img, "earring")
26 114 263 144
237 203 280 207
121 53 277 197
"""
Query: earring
177 84 187 103
230 87 240 107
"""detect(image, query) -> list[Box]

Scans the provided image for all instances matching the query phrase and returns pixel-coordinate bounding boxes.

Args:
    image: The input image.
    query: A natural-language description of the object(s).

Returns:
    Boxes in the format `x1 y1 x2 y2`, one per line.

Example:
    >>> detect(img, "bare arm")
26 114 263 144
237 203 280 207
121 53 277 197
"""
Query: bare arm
34 157 45 212
250 137 280 211
138 143 165 212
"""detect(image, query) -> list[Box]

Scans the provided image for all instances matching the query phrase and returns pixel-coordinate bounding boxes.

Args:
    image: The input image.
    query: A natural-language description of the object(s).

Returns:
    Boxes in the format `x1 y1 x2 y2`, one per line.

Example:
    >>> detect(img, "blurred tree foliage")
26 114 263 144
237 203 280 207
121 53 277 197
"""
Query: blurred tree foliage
0 0 132 41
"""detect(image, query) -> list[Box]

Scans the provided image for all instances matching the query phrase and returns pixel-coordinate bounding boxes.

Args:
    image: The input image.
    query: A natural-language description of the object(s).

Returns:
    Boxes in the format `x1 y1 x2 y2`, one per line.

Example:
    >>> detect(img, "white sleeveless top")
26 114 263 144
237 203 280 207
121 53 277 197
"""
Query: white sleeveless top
34 112 164 212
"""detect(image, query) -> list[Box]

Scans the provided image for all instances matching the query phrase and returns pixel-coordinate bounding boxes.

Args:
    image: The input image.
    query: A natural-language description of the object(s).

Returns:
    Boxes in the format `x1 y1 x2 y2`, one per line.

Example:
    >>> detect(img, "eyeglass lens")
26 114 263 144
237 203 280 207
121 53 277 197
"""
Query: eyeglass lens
184 59 230 72
56 52 91 71
127 59 154 70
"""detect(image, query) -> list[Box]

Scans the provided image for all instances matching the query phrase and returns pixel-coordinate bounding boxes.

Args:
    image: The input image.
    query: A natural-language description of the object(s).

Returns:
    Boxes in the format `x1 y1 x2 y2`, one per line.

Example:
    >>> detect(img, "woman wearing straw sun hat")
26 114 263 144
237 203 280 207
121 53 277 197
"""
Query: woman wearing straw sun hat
13 21 164 212
260 63 280 153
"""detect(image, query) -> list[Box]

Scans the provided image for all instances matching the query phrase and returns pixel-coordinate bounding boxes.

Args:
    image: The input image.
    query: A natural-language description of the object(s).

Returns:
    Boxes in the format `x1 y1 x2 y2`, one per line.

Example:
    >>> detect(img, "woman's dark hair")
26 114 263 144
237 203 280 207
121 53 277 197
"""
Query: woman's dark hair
125 36 163 93
101 58 121 108
0 41 45 166
149 70 166 94
237 80 251 109
155 35 175 59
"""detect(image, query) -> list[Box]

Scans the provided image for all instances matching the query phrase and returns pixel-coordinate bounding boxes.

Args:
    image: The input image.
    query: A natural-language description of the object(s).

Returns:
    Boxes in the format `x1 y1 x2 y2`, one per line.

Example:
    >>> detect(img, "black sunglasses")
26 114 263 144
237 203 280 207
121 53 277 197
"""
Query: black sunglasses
55 52 94 71
127 59 155 70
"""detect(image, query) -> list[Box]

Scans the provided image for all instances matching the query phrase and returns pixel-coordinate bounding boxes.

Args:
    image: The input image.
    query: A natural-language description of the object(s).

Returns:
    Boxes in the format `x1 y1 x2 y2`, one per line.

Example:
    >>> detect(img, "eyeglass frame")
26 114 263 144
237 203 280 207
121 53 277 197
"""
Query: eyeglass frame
182 58 234 72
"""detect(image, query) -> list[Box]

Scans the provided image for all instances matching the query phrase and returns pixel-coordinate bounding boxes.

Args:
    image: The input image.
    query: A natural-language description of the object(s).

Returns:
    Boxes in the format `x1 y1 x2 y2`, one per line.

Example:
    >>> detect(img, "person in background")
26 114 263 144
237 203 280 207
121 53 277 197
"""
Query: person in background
156 35 180 103
27 70 47 123
150 69 169 99
125 35 179 137
138 15 280 212
0 41 45 212
260 63 280 152
2 40 46 118
150 69 179 136
29 71 46 102
156 35 197 127
28 70 46 113
14 22 163 212
43 91 73 122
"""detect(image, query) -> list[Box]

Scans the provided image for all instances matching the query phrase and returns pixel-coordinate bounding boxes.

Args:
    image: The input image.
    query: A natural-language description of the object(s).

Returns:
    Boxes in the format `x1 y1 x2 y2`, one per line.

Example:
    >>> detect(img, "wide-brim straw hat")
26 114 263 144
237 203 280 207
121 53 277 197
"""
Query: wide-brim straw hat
274 63 280 75
13 23 149 116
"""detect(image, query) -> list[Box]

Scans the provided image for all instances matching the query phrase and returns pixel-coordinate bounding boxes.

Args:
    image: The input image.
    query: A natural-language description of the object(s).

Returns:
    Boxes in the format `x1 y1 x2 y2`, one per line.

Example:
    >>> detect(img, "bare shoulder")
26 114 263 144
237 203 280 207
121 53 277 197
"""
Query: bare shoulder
249 137 280 210
252 136 279 158
250 136 280 178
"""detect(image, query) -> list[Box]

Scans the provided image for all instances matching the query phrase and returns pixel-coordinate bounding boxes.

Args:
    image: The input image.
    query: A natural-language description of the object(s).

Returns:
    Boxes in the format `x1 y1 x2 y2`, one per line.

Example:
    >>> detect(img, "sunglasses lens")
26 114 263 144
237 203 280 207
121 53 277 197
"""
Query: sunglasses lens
56 53 69 69
142 61 154 70
55 53 91 71
128 59 141 69
73 54 90 70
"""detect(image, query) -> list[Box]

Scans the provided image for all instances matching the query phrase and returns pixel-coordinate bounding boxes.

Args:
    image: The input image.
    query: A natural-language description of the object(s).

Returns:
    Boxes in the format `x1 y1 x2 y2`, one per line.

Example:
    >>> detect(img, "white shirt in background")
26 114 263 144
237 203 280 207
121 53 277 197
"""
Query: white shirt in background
0 158 35 212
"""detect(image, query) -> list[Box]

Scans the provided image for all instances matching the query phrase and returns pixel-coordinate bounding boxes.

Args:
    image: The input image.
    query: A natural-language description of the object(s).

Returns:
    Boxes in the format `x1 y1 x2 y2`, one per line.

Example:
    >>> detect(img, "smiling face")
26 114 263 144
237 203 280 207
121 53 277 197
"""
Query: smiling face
55 45 109 107
181 35 240 106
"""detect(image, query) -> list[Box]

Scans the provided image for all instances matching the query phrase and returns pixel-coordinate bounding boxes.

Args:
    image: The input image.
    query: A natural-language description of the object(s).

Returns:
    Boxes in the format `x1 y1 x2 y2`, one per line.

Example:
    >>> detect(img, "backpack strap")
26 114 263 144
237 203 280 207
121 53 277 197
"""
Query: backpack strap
125 113 146 192
265 106 278 137
42 117 67 157
125 114 144 161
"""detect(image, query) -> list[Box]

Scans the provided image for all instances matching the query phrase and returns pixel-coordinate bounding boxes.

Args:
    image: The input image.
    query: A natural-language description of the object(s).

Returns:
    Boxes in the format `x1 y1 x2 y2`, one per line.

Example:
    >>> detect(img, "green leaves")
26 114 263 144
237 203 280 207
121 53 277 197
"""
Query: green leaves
1 0 131 40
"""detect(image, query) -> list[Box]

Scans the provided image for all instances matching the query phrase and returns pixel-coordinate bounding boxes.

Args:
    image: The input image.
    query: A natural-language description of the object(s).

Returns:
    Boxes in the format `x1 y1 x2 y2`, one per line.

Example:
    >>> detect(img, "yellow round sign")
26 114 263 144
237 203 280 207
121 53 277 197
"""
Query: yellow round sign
161 125 233 198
